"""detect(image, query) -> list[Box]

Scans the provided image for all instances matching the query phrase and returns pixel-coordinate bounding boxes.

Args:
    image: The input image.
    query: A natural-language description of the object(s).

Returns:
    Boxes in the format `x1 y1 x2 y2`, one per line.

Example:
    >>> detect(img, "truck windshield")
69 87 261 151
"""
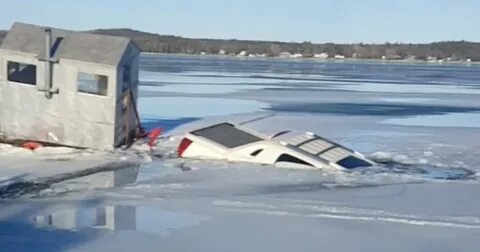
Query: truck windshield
337 156 372 169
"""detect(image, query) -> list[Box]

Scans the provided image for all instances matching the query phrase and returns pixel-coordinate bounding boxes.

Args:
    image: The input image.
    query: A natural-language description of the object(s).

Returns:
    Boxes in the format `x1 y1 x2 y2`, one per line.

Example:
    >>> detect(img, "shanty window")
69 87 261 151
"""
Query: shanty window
78 72 108 96
7 61 37 85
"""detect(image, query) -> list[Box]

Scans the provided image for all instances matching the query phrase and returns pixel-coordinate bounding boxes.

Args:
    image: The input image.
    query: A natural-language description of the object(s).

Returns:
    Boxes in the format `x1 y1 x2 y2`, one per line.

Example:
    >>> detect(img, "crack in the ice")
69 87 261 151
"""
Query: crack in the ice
213 200 480 229
0 161 140 199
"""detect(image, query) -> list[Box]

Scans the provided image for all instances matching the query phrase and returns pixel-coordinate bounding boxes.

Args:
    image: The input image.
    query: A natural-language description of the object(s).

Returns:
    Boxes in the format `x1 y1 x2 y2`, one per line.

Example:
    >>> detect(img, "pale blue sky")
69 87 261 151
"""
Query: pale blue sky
1 0 478 43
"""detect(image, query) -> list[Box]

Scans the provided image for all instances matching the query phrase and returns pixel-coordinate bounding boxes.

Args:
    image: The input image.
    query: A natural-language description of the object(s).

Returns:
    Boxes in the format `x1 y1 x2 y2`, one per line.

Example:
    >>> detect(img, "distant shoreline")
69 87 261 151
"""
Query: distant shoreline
86 29 480 63
4 27 479 63
141 52 478 66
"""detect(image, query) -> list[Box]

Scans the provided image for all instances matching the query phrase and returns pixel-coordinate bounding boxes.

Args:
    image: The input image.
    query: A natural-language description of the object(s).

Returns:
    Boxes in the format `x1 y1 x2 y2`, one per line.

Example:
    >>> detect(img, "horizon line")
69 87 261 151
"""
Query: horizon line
1 24 479 45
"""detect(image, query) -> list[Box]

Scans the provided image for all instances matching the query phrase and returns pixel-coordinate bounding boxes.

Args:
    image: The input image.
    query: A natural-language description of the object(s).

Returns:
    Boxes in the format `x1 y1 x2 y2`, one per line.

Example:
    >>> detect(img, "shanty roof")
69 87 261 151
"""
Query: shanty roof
0 22 132 66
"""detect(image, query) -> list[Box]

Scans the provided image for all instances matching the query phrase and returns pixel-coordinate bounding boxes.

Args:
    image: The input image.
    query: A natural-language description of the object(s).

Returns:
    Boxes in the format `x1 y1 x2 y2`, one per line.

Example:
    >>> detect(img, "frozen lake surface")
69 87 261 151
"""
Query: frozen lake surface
1 55 480 251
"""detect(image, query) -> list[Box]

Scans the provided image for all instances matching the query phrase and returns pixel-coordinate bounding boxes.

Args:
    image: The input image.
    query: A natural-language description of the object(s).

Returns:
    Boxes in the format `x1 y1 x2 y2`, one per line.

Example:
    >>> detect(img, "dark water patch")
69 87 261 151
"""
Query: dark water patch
140 54 480 86
269 102 480 116
0 197 105 252
253 165 474 196
185 73 476 87
365 159 476 181
252 178 412 196
0 220 99 252
261 86 334 92
0 181 50 199
255 182 331 195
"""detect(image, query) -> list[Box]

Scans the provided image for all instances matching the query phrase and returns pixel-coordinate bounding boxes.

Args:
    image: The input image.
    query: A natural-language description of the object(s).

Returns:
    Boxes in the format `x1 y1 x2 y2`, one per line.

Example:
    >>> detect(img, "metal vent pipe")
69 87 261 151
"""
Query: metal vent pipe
44 29 53 99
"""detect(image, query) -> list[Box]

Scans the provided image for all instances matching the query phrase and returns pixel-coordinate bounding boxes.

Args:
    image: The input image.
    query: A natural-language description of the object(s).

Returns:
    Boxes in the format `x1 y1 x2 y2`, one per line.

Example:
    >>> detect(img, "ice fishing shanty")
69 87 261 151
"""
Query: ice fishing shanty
0 23 141 150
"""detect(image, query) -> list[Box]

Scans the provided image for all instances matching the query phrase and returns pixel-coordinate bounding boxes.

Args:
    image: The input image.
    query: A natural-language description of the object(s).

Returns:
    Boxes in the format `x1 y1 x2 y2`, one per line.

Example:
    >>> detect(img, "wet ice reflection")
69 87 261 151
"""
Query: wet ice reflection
32 205 207 236
43 165 141 195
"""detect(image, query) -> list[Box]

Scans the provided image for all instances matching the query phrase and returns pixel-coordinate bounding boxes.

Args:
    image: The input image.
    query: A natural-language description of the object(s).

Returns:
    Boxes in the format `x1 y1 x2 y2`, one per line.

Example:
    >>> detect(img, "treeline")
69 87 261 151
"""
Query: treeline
1 28 479 61
93 29 480 61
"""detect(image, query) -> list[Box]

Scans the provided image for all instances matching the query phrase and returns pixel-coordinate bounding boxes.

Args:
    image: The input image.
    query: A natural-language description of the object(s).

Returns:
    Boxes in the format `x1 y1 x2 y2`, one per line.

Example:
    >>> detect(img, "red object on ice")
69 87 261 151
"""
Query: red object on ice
177 138 193 157
22 141 43 150
147 127 163 149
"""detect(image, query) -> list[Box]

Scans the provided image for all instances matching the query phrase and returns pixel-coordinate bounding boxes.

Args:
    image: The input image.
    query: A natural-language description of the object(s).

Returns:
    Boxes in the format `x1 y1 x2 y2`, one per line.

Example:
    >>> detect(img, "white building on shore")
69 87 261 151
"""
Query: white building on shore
314 53 329 59
278 52 291 58
237 50 248 57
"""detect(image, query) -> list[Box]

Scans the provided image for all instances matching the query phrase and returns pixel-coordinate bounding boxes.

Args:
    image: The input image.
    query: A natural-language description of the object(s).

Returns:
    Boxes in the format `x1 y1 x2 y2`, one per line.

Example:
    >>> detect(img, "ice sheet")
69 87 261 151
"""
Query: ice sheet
140 83 268 94
383 112 480 128
1 54 480 252
139 96 267 118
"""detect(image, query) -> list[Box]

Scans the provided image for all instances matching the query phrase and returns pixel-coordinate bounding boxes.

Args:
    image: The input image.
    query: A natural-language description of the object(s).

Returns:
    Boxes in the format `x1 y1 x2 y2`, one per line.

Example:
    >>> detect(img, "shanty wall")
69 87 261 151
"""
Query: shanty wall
114 43 140 147
0 49 125 150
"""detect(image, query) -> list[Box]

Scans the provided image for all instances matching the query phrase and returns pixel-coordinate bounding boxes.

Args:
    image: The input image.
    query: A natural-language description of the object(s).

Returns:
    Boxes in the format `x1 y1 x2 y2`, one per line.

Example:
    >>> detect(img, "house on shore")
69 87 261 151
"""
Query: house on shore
237 50 248 57
291 53 303 58
0 22 141 150
278 52 292 58
314 53 329 59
